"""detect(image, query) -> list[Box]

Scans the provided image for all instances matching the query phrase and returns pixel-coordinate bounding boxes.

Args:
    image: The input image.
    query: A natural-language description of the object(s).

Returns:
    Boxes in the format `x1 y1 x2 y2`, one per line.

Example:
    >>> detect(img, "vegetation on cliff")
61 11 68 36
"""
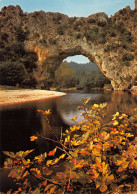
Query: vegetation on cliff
3 100 137 193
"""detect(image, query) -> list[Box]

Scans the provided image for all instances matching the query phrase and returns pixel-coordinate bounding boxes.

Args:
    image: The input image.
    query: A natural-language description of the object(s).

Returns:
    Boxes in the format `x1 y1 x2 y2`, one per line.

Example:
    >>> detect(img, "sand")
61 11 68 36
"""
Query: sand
0 89 66 106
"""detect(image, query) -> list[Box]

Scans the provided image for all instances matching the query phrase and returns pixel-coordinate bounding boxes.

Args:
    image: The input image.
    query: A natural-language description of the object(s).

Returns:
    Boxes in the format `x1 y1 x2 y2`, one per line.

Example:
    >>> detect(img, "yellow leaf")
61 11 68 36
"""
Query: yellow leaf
102 162 108 175
52 158 59 165
113 112 119 117
113 120 119 126
126 133 134 137
43 109 51 115
59 154 66 160
93 104 99 108
95 157 101 163
116 159 124 166
92 148 100 156
44 152 47 158
96 181 102 189
46 160 53 166
100 131 110 141
100 103 107 108
82 98 90 105
89 141 93 150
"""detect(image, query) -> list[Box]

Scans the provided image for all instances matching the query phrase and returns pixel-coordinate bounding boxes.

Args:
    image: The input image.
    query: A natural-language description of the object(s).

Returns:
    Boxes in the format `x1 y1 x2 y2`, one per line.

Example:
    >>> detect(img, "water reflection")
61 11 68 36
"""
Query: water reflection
105 91 137 115
56 91 137 125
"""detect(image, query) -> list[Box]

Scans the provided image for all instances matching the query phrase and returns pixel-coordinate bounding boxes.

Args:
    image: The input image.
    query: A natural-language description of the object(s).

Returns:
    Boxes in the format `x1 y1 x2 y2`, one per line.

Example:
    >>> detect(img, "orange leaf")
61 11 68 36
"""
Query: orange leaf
48 148 57 156
100 184 108 192
56 172 67 182
30 136 37 141
50 186 57 193
71 115 79 121
74 160 85 169
117 167 125 172
121 161 129 169
43 179 47 186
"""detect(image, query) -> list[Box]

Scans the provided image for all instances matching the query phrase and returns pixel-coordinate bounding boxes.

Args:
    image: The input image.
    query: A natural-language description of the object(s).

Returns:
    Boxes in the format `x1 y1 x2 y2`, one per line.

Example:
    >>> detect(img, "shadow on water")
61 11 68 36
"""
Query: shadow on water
0 90 137 192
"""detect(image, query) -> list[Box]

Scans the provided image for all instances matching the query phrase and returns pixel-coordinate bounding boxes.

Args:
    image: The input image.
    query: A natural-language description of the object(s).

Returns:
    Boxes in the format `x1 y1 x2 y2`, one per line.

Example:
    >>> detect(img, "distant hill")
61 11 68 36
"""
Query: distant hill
66 61 99 75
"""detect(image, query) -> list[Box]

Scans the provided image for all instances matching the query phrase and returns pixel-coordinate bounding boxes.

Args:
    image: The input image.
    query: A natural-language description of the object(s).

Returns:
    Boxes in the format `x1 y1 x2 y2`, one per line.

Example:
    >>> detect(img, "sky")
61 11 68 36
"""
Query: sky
0 0 135 63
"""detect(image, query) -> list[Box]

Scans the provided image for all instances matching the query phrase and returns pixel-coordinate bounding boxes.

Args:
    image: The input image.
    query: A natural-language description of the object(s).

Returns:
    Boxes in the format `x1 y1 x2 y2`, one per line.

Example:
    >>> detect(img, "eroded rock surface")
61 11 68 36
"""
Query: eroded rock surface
0 5 137 90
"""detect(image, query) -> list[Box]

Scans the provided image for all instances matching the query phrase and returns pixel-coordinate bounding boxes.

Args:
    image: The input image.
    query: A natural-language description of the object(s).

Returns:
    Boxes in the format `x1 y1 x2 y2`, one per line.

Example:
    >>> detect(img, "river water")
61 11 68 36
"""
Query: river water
1 90 137 164
0 90 137 191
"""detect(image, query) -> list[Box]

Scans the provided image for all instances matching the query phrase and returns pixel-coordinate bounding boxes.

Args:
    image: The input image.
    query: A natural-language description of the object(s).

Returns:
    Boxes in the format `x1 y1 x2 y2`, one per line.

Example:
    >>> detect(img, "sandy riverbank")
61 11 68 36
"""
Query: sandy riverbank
0 89 66 106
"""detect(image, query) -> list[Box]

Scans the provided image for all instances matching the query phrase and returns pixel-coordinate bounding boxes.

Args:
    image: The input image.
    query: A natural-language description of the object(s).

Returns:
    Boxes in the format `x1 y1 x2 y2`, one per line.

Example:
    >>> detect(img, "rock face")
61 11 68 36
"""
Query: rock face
0 5 137 90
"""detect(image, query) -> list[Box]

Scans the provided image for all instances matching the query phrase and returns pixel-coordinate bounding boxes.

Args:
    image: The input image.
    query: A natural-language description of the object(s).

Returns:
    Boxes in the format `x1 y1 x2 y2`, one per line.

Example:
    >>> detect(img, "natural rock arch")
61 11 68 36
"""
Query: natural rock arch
1 5 137 90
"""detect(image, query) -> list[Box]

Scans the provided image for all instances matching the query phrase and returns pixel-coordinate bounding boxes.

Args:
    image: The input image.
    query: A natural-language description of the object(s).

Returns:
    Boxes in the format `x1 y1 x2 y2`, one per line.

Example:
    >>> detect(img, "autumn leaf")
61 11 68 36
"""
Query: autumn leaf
37 109 43 113
71 115 79 121
113 112 119 117
121 161 129 169
43 167 53 176
59 154 66 160
89 141 93 150
56 172 67 183
82 98 90 105
93 104 100 108
117 167 125 172
102 162 108 175
74 160 85 169
43 179 47 186
99 131 110 141
44 184 55 192
30 136 37 141
99 184 108 192
48 147 57 156
113 120 119 126
50 186 57 193
43 109 51 115
46 160 53 166
106 174 114 182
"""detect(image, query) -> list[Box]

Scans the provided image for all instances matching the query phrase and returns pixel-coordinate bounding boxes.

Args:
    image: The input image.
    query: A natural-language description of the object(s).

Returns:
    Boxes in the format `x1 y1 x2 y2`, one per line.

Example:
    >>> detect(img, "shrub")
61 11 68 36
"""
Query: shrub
122 60 130 66
48 38 57 45
0 61 29 86
3 101 137 193
122 53 134 61
57 26 65 35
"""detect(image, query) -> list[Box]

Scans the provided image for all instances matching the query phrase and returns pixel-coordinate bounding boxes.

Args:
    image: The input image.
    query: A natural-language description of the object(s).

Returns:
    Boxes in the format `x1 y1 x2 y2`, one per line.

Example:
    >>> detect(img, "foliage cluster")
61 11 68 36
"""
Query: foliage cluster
0 23 37 87
3 100 137 193
0 61 29 86
84 26 107 44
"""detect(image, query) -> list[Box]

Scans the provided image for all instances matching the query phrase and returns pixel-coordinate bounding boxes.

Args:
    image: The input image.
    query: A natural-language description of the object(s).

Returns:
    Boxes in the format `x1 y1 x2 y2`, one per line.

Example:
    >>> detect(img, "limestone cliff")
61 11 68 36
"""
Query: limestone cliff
0 5 137 90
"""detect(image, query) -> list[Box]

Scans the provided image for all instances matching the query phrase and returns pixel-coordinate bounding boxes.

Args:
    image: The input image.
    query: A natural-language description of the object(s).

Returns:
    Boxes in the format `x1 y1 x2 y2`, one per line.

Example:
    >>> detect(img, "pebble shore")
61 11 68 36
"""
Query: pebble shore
0 89 66 106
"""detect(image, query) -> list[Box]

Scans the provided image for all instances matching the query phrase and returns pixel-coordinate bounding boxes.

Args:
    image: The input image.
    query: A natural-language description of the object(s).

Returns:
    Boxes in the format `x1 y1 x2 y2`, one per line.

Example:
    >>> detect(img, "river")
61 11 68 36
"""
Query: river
1 90 137 164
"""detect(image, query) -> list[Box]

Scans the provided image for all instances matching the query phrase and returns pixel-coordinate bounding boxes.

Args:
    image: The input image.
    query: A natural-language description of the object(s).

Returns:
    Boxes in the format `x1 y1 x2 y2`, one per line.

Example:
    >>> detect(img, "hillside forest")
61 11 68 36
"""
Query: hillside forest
54 61 111 91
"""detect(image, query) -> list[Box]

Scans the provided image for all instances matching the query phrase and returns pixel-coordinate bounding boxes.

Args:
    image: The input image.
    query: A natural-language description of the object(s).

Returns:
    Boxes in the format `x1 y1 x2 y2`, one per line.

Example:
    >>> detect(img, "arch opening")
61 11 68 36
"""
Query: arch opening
50 54 111 91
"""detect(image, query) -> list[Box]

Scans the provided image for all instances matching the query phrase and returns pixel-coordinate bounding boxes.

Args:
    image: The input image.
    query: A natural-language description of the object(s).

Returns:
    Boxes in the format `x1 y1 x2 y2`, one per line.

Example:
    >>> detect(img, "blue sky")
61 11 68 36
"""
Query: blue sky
0 0 135 63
